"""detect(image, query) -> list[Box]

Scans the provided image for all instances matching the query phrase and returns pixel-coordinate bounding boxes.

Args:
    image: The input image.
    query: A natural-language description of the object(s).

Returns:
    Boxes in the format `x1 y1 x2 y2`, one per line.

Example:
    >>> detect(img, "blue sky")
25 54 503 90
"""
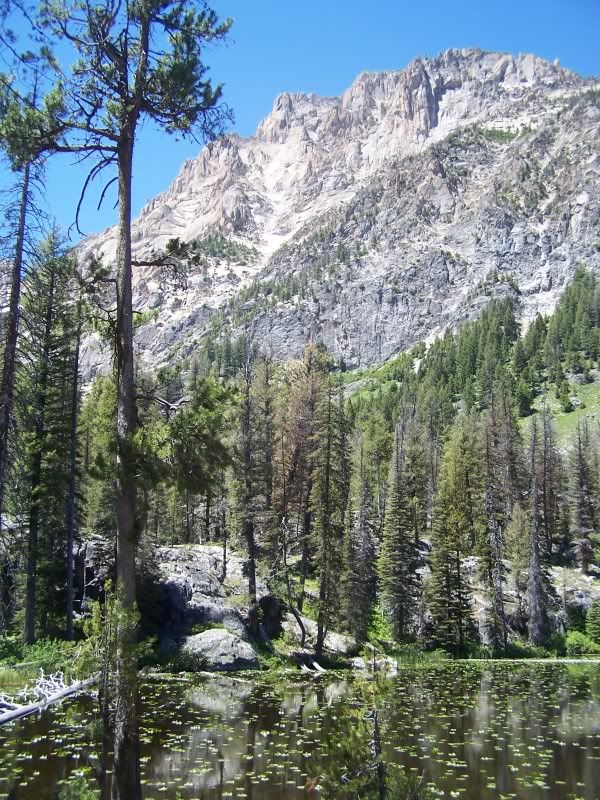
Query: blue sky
3 0 599 239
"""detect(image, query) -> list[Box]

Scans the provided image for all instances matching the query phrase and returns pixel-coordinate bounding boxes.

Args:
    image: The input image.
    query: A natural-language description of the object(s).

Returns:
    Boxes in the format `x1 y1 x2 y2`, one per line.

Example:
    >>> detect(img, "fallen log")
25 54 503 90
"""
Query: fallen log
0 675 96 726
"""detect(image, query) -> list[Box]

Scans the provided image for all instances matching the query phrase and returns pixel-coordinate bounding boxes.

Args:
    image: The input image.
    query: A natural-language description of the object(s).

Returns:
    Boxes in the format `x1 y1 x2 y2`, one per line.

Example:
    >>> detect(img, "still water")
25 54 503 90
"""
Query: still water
0 661 599 799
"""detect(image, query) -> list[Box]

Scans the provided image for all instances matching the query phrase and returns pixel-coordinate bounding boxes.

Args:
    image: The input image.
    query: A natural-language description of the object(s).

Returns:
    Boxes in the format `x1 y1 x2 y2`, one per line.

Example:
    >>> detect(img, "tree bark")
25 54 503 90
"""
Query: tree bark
0 163 30 532
66 305 81 640
112 136 142 800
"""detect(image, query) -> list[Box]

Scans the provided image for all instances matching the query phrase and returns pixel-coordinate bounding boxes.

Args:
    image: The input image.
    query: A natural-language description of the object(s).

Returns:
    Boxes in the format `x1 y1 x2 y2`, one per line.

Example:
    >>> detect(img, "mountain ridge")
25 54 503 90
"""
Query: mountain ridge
78 48 600 377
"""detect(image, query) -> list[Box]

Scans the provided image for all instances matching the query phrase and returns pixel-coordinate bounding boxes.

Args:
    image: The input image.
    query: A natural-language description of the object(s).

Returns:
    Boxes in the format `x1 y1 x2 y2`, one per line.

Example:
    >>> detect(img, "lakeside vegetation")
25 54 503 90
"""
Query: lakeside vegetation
2 267 600 675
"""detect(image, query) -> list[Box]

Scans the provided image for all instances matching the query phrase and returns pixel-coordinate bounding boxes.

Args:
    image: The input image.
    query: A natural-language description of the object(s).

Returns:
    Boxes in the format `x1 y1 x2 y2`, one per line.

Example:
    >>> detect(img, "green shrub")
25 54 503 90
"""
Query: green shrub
0 637 25 665
21 639 79 676
565 630 600 656
566 604 587 633
548 632 567 656
465 643 494 659
393 643 449 665
586 601 600 645
136 635 160 668
504 640 551 659
367 607 394 648
56 772 99 799
187 622 225 635
165 648 208 673
480 127 518 143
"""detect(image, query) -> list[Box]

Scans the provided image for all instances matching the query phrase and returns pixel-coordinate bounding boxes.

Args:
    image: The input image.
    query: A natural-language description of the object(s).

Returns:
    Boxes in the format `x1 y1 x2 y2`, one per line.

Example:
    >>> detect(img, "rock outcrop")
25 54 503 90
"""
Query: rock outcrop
155 544 265 641
80 540 600 667
75 48 600 376
181 629 260 672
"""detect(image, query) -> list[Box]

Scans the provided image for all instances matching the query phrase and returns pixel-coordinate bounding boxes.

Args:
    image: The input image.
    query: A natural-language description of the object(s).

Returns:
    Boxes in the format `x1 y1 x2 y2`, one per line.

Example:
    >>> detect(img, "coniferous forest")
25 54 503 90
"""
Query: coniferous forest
1 1 600 799
6 265 598 659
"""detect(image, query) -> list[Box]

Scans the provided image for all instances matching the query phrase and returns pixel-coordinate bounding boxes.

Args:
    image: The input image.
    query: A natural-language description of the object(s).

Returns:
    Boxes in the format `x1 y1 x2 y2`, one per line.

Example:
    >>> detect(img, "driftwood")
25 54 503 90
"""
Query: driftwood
0 670 96 726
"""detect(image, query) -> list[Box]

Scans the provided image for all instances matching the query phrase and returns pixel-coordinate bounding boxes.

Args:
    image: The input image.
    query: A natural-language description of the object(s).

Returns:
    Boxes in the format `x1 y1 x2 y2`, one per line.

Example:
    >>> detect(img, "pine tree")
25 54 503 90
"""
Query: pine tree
515 376 533 417
14 235 80 642
481 402 508 654
7 3 234 793
361 410 393 539
379 418 418 642
428 415 483 653
587 601 600 645
311 377 349 657
342 447 376 644
569 420 597 574
252 353 277 554
275 344 329 613
527 417 550 647
416 380 454 515
80 376 118 549
238 359 259 636
65 295 83 640
0 43 58 538
404 419 428 544
505 503 531 621
537 405 564 559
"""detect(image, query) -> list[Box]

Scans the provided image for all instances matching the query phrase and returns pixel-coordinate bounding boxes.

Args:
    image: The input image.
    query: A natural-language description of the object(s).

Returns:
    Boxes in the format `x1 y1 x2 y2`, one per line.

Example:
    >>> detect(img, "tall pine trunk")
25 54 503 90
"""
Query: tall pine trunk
528 418 548 646
242 367 258 638
24 258 55 644
112 137 142 800
66 307 81 640
0 164 30 533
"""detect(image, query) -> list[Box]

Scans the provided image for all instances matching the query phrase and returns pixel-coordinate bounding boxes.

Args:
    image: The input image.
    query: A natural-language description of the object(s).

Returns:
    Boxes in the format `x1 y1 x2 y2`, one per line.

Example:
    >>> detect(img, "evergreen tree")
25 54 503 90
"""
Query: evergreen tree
0 40 59 538
379 418 418 641
404 419 428 544
251 353 277 559
65 294 84 640
428 415 483 653
238 359 259 636
515 376 533 417
80 376 118 548
569 420 597 574
275 344 329 613
505 503 531 622
587 601 600 646
15 235 80 642
5 2 234 793
527 417 550 647
481 400 508 654
360 410 393 538
537 405 564 558
342 447 376 644
311 377 349 657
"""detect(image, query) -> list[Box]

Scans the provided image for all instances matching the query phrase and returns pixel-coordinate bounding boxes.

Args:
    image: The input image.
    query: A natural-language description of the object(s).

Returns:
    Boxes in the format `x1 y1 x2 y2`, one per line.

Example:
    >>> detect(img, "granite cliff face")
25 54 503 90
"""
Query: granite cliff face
78 48 600 374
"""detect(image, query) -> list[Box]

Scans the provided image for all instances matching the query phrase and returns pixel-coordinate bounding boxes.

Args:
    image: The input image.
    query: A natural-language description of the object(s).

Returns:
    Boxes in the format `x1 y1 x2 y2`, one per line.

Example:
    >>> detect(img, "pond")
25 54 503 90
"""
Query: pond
0 661 599 799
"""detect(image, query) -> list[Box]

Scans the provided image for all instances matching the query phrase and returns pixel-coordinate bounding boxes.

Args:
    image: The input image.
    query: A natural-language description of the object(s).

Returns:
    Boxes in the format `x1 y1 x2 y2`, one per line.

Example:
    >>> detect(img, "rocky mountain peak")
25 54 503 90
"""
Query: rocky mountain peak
78 49 599 379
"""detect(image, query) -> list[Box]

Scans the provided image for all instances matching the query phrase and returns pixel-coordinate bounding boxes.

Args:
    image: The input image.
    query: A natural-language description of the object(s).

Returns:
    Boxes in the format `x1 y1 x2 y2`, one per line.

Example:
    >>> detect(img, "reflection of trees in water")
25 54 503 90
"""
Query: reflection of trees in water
152 677 326 796
244 714 256 800
4 668 600 800
366 664 600 800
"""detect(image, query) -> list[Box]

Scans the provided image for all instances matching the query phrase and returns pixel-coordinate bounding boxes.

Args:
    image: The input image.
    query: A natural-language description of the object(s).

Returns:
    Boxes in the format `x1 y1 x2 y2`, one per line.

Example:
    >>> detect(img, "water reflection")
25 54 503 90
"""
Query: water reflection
0 663 599 799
